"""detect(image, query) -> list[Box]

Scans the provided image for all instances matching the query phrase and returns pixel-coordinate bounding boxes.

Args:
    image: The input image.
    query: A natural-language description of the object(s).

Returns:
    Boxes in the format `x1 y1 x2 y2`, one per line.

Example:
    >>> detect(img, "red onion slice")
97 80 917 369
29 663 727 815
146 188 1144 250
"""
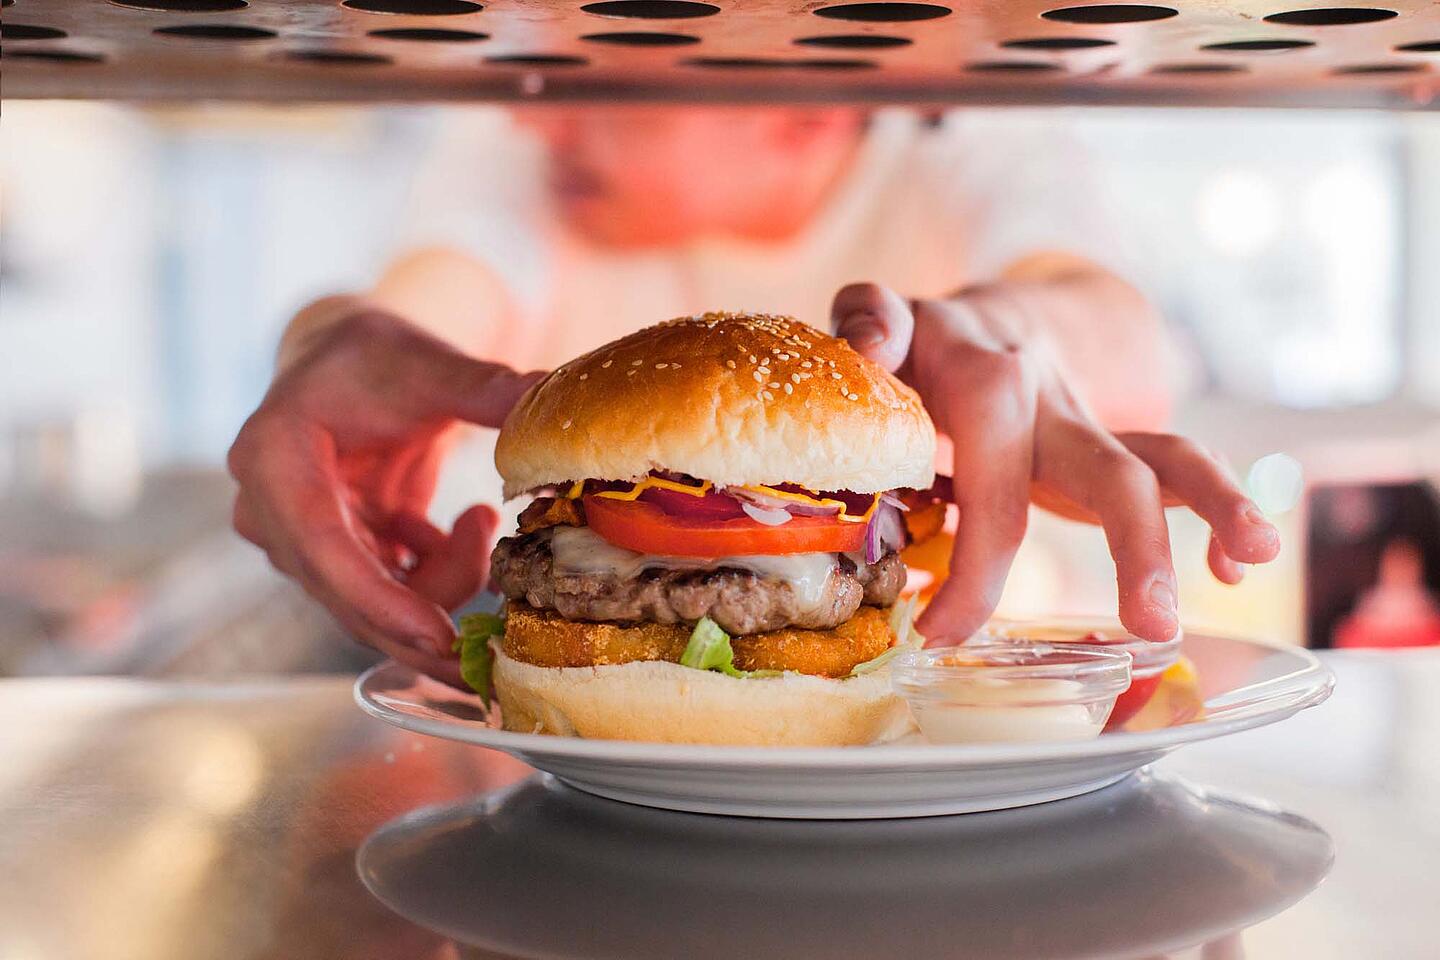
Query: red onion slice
863 500 907 564
740 501 793 526
726 486 842 517
880 492 910 513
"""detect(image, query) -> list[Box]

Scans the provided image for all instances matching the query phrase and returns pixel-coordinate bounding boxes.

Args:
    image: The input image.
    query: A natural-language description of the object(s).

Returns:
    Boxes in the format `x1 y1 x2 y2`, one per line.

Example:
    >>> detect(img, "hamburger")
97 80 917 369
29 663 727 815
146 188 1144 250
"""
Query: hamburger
457 311 941 746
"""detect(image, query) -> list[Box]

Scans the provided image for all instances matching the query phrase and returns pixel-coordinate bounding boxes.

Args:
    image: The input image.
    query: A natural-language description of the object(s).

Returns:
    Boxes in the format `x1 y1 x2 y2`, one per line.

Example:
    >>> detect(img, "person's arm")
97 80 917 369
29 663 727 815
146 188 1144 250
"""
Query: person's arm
833 281 1278 646
278 246 513 371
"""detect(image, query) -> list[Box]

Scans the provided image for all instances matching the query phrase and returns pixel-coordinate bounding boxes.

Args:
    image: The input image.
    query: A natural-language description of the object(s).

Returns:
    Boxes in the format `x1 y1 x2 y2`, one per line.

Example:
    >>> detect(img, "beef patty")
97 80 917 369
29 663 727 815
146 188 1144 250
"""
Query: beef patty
490 530 905 635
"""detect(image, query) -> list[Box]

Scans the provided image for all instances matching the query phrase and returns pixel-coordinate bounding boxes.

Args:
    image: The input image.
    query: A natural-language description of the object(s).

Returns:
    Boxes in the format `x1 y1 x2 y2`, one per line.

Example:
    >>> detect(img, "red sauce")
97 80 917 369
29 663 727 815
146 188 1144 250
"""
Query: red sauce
1105 671 1164 730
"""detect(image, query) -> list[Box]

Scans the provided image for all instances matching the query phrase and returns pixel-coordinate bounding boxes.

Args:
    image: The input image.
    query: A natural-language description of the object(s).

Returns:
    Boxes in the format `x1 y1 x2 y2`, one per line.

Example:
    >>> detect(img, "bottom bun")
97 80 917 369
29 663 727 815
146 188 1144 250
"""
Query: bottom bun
492 646 915 747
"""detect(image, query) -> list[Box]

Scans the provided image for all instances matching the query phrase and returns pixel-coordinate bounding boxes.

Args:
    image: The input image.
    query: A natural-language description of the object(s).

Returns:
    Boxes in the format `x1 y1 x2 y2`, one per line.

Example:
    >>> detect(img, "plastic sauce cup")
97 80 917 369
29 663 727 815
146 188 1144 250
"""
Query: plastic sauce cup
891 643 1133 744
982 620 1183 731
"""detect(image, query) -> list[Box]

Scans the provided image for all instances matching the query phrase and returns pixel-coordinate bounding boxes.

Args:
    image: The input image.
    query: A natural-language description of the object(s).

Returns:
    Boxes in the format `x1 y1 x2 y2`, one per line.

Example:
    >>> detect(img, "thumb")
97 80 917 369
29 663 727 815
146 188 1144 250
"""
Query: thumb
407 338 547 430
830 282 913 373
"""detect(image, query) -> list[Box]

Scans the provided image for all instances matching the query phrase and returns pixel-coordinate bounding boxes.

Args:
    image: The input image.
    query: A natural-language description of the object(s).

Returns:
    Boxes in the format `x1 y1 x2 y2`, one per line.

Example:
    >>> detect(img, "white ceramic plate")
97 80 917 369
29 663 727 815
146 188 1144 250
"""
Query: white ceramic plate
355 631 1333 819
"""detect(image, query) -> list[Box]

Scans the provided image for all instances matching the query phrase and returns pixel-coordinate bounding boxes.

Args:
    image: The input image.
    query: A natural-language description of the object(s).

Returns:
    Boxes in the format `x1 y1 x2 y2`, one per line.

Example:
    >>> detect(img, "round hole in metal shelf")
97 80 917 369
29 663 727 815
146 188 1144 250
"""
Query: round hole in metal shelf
2 49 106 63
283 49 394 65
1001 37 1115 50
1333 61 1426 73
1201 39 1315 52
369 28 490 41
813 3 952 23
1394 40 1440 52
580 1 720 19
108 0 248 11
155 24 278 40
794 34 912 49
1263 8 1397 26
1041 5 1176 24
487 54 590 66
682 56 876 69
682 56 792 68
580 31 701 45
1150 62 1248 73
965 60 1065 72
791 57 878 69
341 0 481 14
1 24 68 40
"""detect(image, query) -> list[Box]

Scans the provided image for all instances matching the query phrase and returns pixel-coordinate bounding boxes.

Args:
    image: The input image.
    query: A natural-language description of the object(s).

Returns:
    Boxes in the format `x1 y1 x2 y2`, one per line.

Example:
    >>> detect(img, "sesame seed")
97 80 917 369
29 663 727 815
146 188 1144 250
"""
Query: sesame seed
579 373 588 381
753 372 764 383
801 361 812 369
627 369 636 376
831 372 842 380
783 383 793 394
800 372 811 380
848 393 859 401
562 419 572 429
672 363 681 369
749 355 757 363
726 359 737 369
632 359 643 366
790 373 800 384
763 390 774 401
655 363 668 369
769 381 780 389
602 360 613 368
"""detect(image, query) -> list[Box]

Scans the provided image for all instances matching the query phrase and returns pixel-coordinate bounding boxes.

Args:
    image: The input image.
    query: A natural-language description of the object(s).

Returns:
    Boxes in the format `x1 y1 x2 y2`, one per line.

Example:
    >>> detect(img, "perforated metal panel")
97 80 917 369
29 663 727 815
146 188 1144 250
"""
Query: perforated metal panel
2 1 1438 106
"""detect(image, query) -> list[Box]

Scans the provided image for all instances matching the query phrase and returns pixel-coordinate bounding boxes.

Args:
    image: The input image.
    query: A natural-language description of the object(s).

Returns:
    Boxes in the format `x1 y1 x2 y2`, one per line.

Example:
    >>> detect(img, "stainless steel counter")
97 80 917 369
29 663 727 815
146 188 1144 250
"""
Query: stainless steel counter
1 651 1434 960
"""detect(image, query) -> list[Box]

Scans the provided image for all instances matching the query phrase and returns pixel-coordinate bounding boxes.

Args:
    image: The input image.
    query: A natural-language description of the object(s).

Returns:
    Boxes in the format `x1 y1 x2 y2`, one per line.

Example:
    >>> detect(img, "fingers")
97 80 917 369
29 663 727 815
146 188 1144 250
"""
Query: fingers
1118 432 1281 567
431 361 546 431
1036 422 1179 643
830 282 914 373
1208 531 1245 585
916 350 1036 644
378 319 544 428
233 419 458 657
393 504 499 611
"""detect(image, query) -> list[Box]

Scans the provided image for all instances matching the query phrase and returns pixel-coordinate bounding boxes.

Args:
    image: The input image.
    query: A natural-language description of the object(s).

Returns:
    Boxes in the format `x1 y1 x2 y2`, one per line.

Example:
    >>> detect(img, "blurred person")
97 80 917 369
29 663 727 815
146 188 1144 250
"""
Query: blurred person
1333 539 1440 649
227 107 1280 684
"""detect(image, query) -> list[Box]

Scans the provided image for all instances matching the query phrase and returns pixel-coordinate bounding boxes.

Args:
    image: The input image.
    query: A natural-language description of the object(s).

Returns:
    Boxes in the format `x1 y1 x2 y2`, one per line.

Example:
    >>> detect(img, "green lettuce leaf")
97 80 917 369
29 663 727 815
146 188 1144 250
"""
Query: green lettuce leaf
680 618 781 679
453 612 504 700
848 595 926 677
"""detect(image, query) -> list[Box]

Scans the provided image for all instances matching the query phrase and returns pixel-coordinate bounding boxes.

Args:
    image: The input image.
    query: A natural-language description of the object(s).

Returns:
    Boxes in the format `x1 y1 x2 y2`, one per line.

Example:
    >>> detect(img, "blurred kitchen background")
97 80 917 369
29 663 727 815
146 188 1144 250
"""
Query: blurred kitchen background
2 102 1438 678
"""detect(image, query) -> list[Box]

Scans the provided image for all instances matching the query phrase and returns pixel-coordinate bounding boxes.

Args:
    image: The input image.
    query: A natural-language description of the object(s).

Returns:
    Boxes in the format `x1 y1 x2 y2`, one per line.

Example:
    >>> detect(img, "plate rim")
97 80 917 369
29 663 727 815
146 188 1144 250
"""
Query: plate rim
354 633 1334 768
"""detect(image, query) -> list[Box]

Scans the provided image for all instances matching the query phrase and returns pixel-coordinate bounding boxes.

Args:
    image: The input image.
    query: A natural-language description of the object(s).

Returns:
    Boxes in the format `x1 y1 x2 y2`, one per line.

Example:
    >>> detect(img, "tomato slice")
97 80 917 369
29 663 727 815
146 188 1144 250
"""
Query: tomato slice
583 494 866 557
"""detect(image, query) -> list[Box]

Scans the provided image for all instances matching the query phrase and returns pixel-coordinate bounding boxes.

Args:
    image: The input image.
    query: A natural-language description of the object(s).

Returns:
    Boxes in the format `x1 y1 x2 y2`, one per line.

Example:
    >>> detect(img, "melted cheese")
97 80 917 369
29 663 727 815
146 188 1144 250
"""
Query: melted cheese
549 526 840 617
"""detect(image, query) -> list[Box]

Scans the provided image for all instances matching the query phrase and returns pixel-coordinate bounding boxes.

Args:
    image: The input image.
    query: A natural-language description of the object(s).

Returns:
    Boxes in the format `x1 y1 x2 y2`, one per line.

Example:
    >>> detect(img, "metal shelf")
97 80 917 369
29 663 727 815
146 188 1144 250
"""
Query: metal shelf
2 1 1438 107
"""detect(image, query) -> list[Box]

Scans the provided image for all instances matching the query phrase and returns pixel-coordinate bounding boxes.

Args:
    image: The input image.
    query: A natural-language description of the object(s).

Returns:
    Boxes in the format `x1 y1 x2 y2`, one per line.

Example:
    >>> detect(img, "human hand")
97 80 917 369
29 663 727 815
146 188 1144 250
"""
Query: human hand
833 282 1280 644
228 306 541 684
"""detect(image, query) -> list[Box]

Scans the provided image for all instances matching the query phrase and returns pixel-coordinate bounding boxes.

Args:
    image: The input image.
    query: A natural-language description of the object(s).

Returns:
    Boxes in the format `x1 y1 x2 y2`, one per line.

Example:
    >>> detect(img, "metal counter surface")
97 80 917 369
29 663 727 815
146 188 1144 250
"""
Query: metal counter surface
1 651 1433 960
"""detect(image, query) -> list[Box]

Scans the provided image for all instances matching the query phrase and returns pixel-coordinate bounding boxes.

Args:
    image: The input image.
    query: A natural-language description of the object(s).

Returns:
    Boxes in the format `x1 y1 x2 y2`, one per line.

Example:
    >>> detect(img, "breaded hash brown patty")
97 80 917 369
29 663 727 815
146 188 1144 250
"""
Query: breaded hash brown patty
501 602 894 679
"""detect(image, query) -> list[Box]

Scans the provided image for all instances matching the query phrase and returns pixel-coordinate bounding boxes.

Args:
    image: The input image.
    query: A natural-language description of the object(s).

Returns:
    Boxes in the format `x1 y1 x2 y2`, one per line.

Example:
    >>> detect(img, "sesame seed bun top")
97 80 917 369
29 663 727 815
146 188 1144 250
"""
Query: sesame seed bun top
494 311 935 499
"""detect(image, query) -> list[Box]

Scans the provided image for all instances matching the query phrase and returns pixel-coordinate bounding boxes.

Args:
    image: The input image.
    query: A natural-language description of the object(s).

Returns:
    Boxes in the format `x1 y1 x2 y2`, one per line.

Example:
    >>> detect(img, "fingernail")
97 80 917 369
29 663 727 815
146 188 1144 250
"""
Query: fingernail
1148 578 1177 616
1244 504 1269 525
839 312 886 350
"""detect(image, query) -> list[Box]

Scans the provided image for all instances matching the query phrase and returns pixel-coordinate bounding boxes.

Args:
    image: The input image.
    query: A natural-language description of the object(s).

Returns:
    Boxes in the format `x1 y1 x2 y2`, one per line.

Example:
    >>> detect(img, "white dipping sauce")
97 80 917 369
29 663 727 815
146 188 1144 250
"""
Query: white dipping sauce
908 677 1108 743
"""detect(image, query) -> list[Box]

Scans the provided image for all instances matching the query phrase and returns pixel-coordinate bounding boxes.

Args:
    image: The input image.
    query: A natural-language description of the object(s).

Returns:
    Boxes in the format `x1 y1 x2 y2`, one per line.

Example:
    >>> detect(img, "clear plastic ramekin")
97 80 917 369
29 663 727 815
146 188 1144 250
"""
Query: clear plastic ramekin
982 619 1183 730
891 643 1133 744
